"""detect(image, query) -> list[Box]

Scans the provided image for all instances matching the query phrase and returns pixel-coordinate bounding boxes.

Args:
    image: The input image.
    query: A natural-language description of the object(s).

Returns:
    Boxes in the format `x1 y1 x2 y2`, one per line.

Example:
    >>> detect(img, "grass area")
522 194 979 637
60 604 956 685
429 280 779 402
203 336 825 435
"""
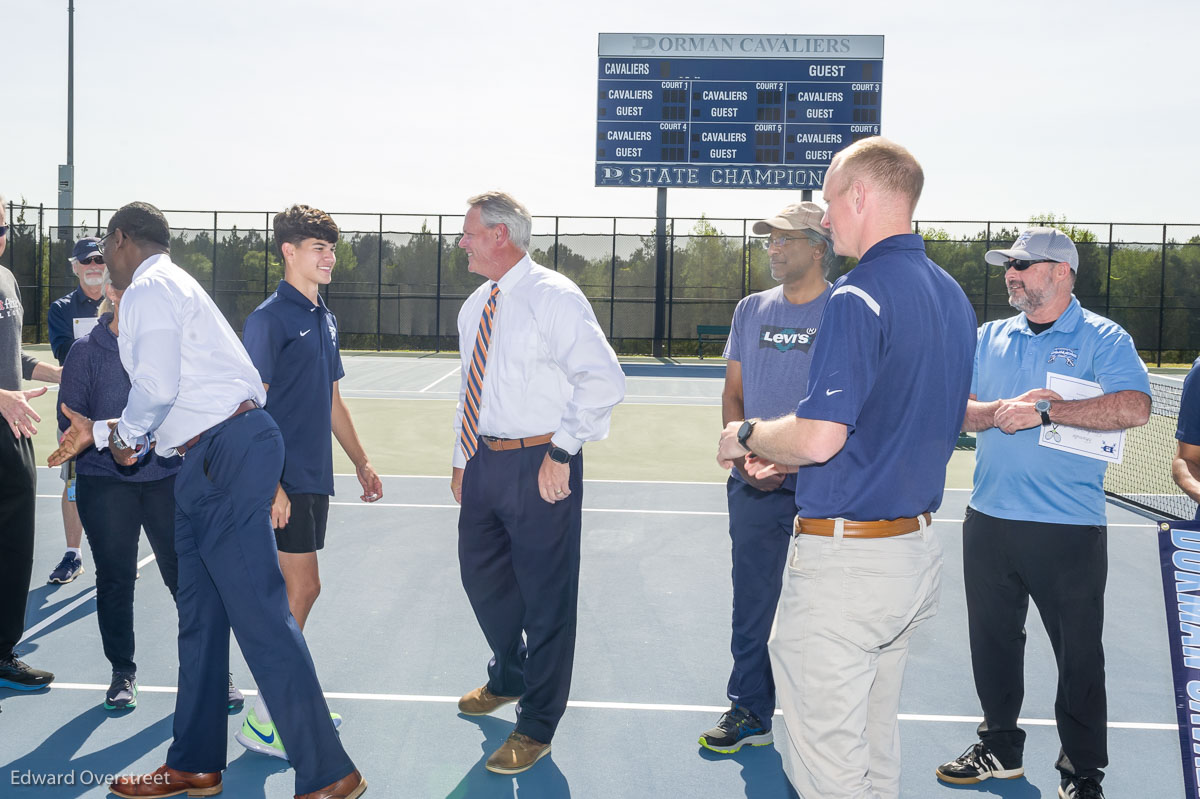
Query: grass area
22 340 979 487
27 387 978 488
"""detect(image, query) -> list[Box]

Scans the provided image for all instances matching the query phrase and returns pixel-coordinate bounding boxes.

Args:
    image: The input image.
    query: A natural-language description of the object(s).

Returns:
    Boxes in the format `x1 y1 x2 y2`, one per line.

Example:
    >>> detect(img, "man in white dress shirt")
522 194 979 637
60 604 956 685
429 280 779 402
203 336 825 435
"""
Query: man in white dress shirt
450 191 625 775
50 202 365 799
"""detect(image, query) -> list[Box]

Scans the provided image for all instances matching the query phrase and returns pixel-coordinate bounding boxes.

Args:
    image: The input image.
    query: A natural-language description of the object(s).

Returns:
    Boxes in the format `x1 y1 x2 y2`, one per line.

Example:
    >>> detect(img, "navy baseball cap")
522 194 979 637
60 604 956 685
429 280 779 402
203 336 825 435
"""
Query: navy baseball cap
71 237 102 262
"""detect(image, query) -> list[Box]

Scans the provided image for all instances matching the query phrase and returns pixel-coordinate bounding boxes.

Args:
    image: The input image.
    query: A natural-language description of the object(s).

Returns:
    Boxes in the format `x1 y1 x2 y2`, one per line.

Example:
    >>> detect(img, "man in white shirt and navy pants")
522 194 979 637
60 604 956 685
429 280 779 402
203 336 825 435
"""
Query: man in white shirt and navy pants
450 191 625 775
51 202 365 799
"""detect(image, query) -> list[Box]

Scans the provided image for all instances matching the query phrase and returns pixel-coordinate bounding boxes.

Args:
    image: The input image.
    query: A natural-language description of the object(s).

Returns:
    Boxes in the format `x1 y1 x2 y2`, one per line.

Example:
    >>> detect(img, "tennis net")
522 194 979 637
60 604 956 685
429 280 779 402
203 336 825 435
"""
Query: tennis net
1104 374 1197 520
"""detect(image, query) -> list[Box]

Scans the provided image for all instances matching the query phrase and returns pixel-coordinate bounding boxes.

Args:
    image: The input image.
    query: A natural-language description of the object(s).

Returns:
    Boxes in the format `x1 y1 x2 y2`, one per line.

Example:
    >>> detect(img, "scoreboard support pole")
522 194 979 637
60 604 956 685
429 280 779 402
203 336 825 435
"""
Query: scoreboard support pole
653 187 668 358
802 190 813 202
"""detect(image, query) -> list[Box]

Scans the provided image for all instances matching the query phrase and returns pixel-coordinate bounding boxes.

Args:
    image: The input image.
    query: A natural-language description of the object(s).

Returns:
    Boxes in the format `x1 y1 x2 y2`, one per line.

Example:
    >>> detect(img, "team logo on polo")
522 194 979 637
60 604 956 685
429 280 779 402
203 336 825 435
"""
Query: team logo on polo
327 317 338 345
1047 347 1077 367
759 325 817 353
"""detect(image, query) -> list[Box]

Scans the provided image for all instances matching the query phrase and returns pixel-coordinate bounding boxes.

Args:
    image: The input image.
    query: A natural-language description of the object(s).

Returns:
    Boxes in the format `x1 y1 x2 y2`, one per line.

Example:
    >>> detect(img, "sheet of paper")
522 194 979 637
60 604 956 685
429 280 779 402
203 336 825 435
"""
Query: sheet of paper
72 316 100 340
1037 373 1124 464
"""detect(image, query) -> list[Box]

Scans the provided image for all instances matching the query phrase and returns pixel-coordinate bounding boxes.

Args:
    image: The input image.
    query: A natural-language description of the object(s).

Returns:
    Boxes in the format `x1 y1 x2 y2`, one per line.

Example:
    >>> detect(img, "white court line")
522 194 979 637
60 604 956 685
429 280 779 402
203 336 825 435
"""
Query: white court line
29 494 1159 528
18 553 158 645
341 394 720 407
36 683 1177 731
623 376 725 384
328 502 729 516
418 367 460 393
348 392 720 402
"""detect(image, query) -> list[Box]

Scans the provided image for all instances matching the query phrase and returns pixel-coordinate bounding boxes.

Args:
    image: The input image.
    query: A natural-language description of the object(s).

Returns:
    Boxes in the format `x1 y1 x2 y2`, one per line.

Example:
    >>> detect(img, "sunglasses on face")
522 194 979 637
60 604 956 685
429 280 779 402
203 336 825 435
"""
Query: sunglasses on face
78 255 105 266
1004 258 1055 271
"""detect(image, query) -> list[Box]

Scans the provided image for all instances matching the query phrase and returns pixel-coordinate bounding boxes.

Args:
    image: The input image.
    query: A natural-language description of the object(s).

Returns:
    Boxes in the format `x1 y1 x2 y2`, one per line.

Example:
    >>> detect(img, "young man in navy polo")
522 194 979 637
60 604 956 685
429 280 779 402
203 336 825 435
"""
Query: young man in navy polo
238 204 383 759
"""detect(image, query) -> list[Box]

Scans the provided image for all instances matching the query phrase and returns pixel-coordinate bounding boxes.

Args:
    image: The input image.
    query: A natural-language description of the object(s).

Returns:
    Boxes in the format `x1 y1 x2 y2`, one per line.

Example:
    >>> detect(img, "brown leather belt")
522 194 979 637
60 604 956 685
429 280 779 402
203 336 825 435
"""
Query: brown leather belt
176 399 260 457
794 512 931 539
481 433 554 452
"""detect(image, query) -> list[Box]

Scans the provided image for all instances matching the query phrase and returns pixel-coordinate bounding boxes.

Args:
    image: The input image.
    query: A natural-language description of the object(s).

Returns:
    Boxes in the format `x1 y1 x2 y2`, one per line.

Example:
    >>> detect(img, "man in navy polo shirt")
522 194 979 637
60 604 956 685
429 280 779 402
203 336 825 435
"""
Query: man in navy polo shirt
45 236 106 585
699 201 833 754
1174 357 1200 519
239 204 382 760
717 137 976 799
936 228 1151 799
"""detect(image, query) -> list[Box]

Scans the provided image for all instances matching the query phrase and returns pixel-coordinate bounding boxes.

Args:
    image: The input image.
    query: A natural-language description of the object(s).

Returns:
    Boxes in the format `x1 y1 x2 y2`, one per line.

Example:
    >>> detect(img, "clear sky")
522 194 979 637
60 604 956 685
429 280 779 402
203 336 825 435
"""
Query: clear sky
4 0 1198 227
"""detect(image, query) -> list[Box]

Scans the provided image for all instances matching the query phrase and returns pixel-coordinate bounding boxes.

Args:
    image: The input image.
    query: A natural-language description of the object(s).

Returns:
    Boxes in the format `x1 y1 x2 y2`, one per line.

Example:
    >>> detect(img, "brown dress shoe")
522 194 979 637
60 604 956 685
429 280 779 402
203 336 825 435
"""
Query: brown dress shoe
458 684 519 716
108 764 222 798
485 732 551 774
293 769 366 799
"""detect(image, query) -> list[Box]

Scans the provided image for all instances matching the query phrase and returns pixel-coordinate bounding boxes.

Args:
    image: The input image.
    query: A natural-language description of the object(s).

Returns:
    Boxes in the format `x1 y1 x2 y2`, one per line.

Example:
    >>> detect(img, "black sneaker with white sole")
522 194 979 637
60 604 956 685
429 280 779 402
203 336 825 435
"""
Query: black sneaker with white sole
935 741 1024 784
1059 775 1104 799
698 704 773 753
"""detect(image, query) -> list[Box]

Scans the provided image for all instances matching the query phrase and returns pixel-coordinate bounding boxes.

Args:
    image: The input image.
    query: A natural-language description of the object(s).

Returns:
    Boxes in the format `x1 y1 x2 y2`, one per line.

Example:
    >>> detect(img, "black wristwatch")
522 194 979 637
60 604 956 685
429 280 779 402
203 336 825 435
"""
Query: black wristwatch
1035 399 1052 427
548 445 572 464
737 418 758 451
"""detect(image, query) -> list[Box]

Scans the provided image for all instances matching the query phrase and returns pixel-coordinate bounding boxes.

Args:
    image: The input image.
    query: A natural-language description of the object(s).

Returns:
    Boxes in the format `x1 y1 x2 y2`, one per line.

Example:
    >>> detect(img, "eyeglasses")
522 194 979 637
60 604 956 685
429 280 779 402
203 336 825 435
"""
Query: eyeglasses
78 255 105 265
1004 258 1057 271
762 235 808 249
96 231 113 256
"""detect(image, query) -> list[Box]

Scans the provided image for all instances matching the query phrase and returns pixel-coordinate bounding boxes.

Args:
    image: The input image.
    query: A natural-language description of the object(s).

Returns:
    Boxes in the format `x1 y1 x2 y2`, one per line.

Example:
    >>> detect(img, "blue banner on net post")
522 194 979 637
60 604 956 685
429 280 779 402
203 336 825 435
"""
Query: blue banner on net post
1161 519 1200 798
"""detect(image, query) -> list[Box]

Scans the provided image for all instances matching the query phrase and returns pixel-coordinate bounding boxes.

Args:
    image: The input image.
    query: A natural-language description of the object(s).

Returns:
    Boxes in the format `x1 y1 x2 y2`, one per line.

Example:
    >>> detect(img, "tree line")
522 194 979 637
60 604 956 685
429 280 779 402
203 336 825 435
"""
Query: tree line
7 208 1198 361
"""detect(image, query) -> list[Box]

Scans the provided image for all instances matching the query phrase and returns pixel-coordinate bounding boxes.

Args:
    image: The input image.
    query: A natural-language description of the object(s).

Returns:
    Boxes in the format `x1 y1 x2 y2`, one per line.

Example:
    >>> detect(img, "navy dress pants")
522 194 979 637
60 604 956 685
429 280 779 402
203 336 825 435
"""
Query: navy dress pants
0 428 36 658
725 477 794 725
76 473 179 674
458 441 583 744
166 410 354 795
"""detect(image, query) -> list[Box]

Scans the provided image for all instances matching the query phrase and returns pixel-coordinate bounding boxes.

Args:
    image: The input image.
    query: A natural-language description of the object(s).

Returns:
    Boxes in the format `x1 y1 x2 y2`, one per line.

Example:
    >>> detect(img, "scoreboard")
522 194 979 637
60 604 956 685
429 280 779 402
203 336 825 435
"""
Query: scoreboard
596 33 884 190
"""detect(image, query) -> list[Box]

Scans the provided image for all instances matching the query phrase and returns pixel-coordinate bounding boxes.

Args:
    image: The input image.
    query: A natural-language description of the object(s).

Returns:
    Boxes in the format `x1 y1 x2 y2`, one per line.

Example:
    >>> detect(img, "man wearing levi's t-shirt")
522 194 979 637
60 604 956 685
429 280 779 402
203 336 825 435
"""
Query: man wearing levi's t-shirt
698 202 833 755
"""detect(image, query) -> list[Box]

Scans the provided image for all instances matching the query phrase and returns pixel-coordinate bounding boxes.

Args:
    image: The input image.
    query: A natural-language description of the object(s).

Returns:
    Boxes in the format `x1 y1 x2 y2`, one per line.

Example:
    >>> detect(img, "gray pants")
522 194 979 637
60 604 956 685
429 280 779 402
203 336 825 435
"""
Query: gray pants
769 517 942 799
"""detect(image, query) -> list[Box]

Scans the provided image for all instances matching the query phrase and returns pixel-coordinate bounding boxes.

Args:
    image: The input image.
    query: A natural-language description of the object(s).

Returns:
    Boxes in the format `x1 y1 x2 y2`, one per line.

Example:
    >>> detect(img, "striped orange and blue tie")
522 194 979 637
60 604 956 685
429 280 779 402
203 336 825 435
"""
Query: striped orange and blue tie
459 283 500 461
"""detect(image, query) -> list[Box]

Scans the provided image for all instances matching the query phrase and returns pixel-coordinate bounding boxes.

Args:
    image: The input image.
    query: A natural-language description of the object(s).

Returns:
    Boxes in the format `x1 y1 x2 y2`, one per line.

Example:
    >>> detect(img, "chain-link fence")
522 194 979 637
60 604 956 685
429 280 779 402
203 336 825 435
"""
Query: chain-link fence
5 204 1199 361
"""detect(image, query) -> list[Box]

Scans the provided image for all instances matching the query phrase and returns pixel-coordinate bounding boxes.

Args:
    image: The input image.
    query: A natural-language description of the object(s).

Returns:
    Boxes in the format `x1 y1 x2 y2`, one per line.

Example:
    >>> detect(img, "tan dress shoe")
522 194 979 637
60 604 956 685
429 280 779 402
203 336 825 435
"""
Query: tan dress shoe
485 732 551 774
109 764 222 798
293 769 366 799
458 684 520 716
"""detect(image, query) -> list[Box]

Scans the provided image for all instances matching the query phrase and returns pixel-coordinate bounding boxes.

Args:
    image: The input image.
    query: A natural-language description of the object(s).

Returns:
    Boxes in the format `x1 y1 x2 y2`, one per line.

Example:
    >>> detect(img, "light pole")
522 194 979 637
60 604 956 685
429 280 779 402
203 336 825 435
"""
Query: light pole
57 0 75 239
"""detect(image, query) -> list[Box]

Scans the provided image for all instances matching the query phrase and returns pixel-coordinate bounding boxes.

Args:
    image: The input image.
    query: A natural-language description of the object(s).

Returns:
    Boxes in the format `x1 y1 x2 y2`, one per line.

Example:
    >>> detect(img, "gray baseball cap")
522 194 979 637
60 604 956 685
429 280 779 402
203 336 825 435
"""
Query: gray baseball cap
984 227 1079 272
752 202 826 236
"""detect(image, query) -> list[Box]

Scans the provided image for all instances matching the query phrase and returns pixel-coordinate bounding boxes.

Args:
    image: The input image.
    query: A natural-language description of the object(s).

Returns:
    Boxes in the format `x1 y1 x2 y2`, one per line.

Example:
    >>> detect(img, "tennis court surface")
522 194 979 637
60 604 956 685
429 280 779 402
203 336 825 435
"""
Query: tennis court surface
2 352 1188 798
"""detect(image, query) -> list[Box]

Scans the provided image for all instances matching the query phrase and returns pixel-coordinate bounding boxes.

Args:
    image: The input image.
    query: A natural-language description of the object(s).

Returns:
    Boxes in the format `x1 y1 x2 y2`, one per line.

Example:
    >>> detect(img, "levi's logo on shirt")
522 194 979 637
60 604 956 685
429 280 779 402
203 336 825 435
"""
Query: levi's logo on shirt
759 325 817 353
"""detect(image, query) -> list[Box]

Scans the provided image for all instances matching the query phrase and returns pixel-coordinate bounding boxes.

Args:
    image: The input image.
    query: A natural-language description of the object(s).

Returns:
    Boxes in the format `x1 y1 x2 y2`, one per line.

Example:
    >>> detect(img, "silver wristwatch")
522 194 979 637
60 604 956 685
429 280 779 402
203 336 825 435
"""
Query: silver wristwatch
110 425 135 451
1035 399 1052 427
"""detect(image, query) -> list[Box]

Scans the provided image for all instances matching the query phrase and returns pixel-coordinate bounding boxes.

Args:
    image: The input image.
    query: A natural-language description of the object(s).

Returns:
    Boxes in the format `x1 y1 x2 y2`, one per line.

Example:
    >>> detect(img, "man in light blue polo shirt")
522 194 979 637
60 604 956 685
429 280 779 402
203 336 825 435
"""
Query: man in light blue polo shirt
935 228 1151 799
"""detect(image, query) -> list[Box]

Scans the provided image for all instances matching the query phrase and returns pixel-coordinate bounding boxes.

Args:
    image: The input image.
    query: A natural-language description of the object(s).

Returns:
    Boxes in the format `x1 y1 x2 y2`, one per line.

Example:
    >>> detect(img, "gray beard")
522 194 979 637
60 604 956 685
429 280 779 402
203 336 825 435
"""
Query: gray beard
1007 284 1046 314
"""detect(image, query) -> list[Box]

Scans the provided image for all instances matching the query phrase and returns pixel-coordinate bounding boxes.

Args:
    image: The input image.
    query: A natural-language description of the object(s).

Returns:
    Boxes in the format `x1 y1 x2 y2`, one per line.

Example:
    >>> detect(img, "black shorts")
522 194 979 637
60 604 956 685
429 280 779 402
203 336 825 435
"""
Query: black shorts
274 493 330 554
